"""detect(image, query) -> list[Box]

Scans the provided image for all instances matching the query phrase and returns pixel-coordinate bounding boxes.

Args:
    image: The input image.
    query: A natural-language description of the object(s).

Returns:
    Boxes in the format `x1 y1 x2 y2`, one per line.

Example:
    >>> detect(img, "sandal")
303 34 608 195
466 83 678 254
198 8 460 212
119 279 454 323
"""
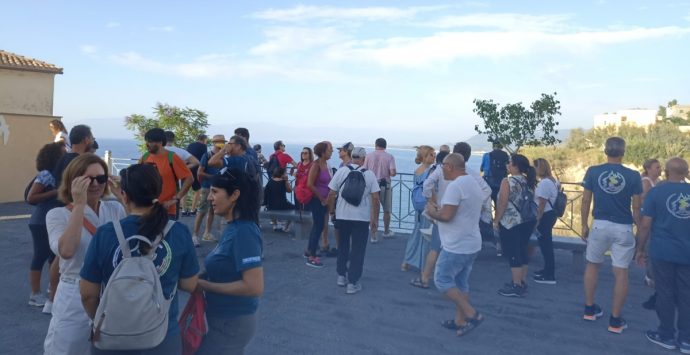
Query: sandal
410 278 430 289
440 319 461 330
456 312 484 336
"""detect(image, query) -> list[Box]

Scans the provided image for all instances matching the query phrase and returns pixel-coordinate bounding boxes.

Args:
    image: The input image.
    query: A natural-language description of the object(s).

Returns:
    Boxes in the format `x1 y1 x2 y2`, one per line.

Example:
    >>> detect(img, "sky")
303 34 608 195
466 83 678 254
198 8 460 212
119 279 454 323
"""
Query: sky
2 0 690 145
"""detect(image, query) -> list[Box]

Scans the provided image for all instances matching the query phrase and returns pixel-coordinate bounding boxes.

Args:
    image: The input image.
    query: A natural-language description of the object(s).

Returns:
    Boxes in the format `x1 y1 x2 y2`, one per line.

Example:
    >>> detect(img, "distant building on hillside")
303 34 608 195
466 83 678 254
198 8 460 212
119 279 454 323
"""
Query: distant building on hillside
669 104 690 119
0 50 63 202
593 109 659 128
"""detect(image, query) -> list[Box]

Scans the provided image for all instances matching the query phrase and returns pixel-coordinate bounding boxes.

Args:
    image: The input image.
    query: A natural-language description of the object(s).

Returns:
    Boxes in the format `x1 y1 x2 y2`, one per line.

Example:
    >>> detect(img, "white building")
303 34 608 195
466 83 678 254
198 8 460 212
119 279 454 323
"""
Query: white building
593 109 659 128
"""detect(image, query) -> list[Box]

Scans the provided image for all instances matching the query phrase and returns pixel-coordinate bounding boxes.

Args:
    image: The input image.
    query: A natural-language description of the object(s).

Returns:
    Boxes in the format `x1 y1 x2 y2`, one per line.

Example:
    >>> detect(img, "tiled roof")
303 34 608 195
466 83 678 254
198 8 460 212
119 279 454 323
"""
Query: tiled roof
0 50 63 74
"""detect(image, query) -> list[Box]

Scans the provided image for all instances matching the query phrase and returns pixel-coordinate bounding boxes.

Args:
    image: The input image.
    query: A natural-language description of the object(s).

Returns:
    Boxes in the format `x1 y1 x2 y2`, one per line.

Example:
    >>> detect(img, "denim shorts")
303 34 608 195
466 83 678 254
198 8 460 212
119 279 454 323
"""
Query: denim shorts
430 224 442 252
434 250 478 293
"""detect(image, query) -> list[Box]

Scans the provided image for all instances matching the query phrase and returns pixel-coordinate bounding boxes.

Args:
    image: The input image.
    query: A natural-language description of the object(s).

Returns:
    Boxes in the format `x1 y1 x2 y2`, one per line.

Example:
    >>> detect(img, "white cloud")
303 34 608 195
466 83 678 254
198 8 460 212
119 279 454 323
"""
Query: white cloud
106 21 121 28
325 26 690 67
80 45 98 55
252 5 448 22
423 13 573 32
148 26 174 32
250 27 347 55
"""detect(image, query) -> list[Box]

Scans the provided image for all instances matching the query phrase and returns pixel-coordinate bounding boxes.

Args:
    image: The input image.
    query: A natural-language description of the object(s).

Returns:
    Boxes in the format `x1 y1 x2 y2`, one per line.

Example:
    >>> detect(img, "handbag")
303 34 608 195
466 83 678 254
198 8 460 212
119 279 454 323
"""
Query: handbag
179 289 208 355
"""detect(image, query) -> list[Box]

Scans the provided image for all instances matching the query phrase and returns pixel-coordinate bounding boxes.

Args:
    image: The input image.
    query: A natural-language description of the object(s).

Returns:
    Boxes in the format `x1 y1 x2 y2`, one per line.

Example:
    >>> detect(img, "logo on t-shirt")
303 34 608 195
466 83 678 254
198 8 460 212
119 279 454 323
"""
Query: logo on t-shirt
666 193 690 219
598 171 626 194
112 240 173 276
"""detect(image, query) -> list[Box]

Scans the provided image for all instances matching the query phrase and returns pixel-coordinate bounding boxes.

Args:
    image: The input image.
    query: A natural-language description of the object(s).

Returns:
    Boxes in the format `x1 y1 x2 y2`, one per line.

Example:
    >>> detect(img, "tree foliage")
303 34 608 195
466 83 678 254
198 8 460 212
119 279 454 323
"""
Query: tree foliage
657 105 667 118
125 103 209 152
473 92 561 153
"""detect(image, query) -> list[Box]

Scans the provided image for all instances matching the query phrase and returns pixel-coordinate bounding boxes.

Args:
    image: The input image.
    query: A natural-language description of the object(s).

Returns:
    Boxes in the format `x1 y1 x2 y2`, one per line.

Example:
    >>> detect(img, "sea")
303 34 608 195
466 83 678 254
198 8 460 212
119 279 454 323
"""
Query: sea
97 138 483 174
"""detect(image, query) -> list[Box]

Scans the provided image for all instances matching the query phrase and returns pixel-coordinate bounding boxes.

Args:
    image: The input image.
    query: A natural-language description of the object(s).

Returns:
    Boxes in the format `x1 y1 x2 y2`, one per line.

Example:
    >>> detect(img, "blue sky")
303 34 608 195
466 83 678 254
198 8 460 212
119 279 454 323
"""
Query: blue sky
3 0 690 145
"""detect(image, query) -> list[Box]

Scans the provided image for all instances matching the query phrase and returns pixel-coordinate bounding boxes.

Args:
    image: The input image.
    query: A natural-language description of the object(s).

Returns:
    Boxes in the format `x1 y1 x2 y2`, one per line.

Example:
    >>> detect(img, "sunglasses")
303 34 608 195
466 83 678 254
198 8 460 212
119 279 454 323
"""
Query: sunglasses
88 175 108 184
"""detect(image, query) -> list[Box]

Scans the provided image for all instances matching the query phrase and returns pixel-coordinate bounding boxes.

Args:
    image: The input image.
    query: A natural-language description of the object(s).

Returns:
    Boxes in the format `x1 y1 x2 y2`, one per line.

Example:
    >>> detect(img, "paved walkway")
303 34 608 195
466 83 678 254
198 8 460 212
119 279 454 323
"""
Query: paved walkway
0 202 667 354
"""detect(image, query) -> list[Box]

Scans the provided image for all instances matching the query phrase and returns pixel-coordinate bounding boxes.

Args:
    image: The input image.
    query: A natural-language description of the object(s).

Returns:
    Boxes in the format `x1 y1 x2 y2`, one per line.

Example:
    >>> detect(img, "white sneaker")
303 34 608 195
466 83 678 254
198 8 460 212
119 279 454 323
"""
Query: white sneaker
383 230 395 238
346 283 362 294
192 235 200 247
42 300 53 314
28 293 47 307
337 275 347 287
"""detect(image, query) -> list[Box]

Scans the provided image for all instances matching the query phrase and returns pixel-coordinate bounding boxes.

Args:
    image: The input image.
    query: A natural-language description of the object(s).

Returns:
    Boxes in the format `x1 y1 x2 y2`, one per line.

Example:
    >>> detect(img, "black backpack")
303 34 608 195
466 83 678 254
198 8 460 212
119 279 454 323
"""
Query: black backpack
509 177 538 223
265 154 280 177
547 178 567 217
489 150 509 179
339 166 368 207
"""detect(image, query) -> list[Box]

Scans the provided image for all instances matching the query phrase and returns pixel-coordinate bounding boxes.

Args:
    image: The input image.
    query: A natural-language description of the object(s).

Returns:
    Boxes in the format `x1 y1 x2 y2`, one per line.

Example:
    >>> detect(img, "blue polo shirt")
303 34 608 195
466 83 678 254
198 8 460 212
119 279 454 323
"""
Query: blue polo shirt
642 182 690 265
204 220 263 318
80 216 200 335
582 163 642 224
200 152 220 189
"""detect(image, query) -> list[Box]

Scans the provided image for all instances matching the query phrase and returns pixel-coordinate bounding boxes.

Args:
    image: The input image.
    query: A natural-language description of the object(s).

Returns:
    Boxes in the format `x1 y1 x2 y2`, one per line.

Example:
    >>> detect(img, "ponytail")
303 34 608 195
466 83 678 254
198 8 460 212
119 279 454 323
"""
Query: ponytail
137 202 169 255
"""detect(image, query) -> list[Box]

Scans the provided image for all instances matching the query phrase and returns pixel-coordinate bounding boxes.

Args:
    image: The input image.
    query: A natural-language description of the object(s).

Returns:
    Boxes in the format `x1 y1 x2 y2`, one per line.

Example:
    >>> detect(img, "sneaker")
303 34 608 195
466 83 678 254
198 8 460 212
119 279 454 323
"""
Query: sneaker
495 244 502 257
202 233 215 242
189 210 197 216
533 269 545 277
497 283 524 298
645 330 676 350
192 235 200 247
383 230 395 239
28 293 47 307
583 304 603 321
42 300 53 314
346 283 362 294
306 257 324 268
533 275 556 285
337 275 347 287
680 340 690 354
607 316 628 334
370 237 379 244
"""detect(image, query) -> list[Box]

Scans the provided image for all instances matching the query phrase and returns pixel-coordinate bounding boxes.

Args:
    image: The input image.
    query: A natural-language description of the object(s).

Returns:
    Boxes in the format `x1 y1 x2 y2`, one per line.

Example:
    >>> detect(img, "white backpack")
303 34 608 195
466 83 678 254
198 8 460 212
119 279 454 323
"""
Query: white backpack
92 220 176 350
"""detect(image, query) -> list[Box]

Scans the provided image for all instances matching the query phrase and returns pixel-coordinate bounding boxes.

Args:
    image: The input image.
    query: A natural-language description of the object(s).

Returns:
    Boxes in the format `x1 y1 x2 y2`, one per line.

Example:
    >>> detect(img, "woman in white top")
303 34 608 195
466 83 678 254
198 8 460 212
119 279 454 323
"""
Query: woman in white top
49 119 70 152
641 158 661 202
532 158 560 285
43 153 125 355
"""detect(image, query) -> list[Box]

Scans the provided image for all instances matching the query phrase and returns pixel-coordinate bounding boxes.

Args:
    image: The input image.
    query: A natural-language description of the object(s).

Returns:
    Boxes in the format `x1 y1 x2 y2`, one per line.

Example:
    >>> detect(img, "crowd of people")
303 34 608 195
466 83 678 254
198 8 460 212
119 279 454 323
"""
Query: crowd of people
22 119 690 353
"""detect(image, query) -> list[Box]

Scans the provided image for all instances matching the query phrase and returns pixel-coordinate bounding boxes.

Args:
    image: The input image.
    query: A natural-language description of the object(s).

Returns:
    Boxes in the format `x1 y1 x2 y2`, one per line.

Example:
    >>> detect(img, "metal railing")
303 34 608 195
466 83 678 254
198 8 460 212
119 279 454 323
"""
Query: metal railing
103 151 584 235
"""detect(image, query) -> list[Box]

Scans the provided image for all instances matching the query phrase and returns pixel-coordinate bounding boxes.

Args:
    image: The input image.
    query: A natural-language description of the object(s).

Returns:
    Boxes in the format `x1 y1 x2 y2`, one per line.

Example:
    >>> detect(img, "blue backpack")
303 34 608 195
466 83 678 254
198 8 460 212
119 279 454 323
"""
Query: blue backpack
411 165 436 212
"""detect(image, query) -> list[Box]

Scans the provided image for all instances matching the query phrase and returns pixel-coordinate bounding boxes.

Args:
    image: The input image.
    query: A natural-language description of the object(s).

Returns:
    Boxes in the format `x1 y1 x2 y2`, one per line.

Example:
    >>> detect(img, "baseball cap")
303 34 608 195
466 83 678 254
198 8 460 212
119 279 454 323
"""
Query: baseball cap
338 142 354 152
211 134 226 143
351 147 366 159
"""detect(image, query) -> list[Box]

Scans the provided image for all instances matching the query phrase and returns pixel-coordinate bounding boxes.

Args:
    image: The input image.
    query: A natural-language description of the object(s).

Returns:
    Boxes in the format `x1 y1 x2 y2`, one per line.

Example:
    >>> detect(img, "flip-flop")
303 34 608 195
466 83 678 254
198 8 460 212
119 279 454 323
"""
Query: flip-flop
410 278 430 289
441 319 461 330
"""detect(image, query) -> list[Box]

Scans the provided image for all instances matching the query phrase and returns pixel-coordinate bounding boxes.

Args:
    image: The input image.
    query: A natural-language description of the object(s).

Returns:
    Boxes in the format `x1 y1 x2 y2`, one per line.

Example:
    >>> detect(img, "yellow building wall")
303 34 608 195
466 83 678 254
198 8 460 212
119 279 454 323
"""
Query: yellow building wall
0 113 57 202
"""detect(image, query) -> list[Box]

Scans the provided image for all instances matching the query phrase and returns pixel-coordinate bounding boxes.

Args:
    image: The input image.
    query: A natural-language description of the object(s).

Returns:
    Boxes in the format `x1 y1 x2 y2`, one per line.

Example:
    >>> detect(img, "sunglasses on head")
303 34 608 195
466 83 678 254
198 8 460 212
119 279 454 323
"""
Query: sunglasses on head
88 175 108 184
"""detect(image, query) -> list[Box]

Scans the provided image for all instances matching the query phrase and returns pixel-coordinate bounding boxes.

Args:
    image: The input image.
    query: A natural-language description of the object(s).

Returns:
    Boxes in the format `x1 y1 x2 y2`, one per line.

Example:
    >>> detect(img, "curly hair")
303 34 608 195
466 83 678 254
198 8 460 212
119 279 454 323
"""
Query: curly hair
36 142 65 172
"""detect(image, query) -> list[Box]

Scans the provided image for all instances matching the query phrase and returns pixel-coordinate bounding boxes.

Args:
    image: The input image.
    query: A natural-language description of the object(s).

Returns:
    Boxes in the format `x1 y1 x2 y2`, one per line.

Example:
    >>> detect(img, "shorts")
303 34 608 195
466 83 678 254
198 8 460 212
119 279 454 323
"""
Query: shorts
378 181 392 213
191 170 201 191
434 250 478 293
197 188 211 213
430 224 442 252
586 219 635 269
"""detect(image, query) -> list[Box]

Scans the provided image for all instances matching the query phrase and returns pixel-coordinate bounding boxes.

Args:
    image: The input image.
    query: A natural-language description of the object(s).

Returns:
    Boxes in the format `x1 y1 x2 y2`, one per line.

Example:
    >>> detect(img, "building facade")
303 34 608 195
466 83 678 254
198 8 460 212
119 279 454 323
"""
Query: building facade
593 109 659 128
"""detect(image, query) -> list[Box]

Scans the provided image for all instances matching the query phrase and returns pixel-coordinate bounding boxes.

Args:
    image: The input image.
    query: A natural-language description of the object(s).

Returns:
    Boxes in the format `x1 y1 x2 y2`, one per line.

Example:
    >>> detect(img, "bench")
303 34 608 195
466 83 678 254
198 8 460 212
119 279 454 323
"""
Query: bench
260 209 313 240
529 235 587 270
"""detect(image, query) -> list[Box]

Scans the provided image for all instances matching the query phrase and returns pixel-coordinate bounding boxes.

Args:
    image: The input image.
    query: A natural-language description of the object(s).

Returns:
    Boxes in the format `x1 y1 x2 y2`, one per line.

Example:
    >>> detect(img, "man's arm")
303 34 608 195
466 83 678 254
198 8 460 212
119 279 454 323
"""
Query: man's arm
185 155 200 170
207 145 229 168
635 216 652 266
581 189 593 241
426 203 458 222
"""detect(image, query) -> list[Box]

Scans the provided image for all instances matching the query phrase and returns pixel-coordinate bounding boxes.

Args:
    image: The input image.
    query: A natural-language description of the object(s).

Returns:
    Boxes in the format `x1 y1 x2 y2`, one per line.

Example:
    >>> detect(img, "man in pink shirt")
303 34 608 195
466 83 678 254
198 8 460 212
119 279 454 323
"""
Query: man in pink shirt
363 138 397 241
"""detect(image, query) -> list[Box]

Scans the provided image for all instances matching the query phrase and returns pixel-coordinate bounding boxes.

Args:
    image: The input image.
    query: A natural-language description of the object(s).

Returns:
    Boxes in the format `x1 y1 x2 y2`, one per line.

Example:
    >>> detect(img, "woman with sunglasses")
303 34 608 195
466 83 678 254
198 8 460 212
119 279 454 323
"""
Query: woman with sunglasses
43 154 126 355
493 154 537 298
198 169 263 355
79 164 200 354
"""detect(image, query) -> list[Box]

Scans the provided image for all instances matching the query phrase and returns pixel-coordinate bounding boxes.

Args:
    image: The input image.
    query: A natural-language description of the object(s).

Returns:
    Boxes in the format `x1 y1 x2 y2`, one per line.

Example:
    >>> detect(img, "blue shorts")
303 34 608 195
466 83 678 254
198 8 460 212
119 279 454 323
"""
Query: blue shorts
430 224 441 252
434 250 478 293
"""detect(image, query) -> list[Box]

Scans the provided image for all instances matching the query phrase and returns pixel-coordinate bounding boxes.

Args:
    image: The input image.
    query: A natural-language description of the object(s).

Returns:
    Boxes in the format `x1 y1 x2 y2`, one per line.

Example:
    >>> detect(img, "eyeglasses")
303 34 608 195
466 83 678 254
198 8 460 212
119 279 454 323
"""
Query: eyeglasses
301 152 309 155
88 175 108 185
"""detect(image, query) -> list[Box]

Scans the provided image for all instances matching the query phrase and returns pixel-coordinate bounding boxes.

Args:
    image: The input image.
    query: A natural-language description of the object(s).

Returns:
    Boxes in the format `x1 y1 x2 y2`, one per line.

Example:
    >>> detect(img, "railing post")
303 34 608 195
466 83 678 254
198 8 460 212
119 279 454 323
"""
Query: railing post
104 150 112 175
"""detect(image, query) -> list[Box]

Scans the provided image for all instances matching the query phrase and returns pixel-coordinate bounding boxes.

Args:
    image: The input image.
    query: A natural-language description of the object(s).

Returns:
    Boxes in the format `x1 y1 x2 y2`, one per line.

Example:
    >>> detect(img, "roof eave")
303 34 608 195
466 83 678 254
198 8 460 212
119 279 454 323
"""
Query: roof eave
0 64 63 75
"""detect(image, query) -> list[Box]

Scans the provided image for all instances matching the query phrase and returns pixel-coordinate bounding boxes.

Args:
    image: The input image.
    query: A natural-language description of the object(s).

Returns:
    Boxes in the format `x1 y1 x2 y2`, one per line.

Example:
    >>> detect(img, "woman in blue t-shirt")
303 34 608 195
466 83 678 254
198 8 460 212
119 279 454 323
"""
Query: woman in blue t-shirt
198 168 264 355
80 164 200 354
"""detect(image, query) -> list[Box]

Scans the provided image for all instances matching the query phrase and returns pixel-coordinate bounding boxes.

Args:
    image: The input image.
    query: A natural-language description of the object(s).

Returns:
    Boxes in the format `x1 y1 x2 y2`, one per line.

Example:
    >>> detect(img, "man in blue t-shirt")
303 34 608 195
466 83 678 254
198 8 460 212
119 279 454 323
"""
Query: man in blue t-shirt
192 134 224 245
580 136 642 334
635 157 690 351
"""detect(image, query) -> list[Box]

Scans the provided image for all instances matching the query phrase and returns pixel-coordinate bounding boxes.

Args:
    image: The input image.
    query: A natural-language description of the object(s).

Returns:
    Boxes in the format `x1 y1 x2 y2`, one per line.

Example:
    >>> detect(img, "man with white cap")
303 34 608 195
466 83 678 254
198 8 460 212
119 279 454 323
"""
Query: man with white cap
327 147 380 294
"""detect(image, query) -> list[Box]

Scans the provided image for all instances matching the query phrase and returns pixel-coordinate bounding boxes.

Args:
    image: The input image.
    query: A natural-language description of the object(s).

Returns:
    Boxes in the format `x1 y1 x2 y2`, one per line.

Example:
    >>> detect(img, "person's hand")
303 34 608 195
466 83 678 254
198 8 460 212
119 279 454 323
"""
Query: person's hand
635 250 646 267
581 225 589 243
163 199 177 209
320 198 327 206
71 176 90 206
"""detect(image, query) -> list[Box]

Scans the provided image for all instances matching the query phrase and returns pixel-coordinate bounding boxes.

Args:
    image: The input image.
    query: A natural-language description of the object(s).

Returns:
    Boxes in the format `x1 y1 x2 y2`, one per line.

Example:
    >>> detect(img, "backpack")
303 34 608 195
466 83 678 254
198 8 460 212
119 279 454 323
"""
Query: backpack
339 165 368 207
265 154 280 177
142 151 179 191
411 165 436 212
547 178 567 217
509 177 538 223
489 150 509 180
295 163 314 205
92 220 176 351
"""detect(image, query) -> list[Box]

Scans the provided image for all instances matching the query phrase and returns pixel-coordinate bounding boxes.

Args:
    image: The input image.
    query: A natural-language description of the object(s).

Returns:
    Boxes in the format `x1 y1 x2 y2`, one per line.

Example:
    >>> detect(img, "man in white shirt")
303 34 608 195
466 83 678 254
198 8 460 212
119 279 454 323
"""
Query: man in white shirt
426 153 489 336
327 147 380 294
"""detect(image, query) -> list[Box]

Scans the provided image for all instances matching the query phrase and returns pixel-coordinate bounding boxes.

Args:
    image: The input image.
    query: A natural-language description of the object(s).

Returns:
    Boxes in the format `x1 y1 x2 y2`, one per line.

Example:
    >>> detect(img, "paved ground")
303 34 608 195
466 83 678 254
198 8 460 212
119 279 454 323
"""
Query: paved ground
0 202 670 355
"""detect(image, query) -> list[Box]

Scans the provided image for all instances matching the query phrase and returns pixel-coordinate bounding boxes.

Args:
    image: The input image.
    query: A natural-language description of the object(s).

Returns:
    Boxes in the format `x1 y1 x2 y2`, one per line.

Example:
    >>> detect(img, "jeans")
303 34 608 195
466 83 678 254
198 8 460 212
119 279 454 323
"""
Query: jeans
336 220 370 284
536 210 558 278
307 198 327 256
652 259 690 342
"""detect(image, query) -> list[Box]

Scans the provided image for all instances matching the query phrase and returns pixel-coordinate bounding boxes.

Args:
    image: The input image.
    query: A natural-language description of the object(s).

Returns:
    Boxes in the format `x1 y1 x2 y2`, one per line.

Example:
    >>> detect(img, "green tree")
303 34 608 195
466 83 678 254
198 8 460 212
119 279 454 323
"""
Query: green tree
657 105 667 118
668 99 678 108
125 103 209 152
473 92 561 153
